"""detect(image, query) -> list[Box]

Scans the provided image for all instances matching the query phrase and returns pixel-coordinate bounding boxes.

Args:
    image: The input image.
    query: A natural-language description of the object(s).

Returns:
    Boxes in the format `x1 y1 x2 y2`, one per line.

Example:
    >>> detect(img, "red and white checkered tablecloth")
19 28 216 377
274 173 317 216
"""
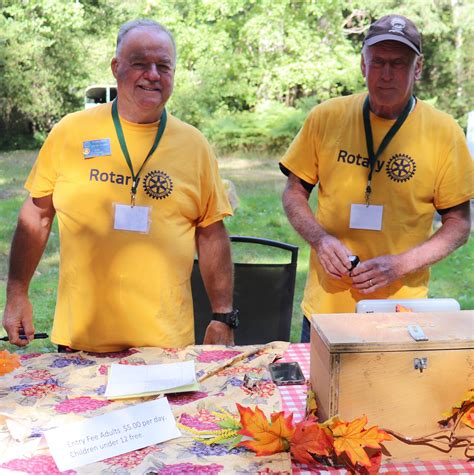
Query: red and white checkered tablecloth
280 344 474 475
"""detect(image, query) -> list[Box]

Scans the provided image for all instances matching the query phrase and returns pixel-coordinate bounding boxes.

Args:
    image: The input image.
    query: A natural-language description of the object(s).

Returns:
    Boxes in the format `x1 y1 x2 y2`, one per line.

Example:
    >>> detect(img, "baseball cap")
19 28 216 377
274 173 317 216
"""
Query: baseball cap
363 15 422 55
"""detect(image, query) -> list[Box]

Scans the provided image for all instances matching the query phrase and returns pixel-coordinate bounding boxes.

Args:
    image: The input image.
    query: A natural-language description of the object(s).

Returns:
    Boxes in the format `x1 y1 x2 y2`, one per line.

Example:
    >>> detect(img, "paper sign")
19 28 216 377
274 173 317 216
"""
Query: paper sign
45 398 180 472
104 360 197 399
109 381 201 400
349 203 383 231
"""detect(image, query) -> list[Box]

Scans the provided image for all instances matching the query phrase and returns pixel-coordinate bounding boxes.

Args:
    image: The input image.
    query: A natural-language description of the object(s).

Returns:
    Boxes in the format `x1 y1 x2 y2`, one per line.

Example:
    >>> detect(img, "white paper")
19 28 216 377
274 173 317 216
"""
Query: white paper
349 204 383 231
114 204 150 233
104 360 197 399
45 398 180 472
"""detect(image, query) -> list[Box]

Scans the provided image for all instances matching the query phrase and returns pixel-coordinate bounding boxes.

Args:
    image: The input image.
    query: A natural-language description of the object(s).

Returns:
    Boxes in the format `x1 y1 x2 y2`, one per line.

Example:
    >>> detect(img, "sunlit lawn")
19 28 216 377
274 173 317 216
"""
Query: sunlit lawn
0 150 472 352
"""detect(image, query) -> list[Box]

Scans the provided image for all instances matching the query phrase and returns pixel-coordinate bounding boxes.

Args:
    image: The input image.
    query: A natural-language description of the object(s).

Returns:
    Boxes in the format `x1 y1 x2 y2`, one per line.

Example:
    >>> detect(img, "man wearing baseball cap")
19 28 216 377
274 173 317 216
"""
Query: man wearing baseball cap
280 14 473 341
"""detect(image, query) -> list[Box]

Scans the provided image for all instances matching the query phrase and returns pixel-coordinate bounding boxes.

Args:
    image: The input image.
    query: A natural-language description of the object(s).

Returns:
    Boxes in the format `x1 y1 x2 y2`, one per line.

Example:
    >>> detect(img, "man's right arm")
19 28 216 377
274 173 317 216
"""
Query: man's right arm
282 172 352 278
2 195 55 346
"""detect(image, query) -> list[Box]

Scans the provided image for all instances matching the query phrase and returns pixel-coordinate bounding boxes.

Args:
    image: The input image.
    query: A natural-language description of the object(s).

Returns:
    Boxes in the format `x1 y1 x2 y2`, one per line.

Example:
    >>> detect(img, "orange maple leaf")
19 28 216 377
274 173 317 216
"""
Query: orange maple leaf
305 386 318 418
461 406 474 429
236 403 295 456
395 304 412 312
332 416 392 468
290 417 333 464
0 350 20 376
439 389 474 426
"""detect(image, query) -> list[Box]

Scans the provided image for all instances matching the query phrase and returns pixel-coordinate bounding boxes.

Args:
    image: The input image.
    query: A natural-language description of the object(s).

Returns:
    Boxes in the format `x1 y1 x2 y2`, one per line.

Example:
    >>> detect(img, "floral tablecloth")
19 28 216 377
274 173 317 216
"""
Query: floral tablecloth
0 343 291 474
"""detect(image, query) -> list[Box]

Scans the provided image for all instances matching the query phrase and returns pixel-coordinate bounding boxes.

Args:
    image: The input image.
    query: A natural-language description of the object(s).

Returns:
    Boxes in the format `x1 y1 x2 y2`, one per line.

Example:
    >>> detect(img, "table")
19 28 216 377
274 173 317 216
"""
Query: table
1 342 292 474
0 343 472 474
280 343 473 475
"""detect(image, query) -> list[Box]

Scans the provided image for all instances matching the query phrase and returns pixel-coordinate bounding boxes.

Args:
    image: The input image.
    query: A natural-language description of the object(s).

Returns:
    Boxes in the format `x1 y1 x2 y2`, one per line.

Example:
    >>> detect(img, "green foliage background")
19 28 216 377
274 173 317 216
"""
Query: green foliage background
1 0 473 150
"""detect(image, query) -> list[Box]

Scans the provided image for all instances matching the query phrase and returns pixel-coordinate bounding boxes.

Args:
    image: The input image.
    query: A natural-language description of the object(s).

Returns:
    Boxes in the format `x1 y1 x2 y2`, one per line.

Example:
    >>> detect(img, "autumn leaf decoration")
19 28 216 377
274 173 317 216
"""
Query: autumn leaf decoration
381 389 474 459
439 388 474 428
236 404 295 455
0 350 21 376
290 416 333 464
235 403 390 473
182 388 473 470
395 304 413 312
332 416 391 468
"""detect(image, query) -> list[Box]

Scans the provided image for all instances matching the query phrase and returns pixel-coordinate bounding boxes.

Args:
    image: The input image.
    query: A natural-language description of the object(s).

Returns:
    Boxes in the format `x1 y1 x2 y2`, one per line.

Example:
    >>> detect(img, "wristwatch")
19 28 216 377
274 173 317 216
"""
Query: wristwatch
212 309 240 329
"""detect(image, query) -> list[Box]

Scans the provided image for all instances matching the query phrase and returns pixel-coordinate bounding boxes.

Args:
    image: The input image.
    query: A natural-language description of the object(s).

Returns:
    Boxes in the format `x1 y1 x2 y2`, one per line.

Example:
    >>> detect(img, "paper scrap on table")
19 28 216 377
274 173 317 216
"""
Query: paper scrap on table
45 398 180 472
104 359 198 399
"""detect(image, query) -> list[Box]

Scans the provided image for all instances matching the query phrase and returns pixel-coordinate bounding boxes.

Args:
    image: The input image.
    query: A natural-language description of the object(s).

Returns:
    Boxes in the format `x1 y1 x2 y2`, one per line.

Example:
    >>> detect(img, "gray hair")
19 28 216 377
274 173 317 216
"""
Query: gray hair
116 19 176 61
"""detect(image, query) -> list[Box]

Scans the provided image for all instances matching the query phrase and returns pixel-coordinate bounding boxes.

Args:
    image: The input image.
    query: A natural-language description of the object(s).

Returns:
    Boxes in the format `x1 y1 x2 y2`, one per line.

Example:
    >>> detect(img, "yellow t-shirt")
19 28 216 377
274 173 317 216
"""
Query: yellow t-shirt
280 93 473 315
26 103 232 352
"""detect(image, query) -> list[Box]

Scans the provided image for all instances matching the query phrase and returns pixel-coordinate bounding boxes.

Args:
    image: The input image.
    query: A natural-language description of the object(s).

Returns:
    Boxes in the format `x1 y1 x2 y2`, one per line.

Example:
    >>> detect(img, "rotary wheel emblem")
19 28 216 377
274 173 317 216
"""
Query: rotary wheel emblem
385 154 416 183
143 170 173 200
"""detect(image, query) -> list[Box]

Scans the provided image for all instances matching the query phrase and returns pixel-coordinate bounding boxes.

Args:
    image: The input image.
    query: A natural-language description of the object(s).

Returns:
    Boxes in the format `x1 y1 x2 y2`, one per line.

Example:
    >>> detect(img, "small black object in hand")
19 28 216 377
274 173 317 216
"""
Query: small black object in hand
349 255 360 270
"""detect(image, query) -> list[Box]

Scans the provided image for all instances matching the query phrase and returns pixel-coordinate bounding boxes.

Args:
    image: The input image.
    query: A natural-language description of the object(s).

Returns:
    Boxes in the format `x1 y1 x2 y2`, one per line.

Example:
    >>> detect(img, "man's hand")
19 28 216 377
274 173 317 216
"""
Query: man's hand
203 321 234 345
351 201 471 293
350 254 403 293
314 234 353 279
2 195 55 346
282 173 353 279
2 293 35 346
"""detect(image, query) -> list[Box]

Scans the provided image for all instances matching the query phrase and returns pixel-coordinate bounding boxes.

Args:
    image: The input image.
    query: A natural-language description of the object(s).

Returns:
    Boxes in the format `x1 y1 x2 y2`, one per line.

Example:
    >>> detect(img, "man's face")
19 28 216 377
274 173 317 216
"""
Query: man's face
361 41 422 119
111 27 175 122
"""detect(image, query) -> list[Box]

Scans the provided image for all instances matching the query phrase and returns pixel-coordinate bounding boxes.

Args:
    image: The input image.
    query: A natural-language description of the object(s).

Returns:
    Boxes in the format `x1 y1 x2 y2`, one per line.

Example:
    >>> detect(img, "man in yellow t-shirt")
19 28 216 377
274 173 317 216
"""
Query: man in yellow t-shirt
2 19 238 352
280 14 473 342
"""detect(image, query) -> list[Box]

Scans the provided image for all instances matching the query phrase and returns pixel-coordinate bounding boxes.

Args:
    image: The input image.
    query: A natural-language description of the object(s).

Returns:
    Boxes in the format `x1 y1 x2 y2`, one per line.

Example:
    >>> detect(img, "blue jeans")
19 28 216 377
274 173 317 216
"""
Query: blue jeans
300 316 311 343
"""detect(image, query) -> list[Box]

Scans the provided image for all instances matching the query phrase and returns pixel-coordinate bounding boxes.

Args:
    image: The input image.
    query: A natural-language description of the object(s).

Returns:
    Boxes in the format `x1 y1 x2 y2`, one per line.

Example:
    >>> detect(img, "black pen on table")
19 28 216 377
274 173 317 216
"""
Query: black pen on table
0 333 49 341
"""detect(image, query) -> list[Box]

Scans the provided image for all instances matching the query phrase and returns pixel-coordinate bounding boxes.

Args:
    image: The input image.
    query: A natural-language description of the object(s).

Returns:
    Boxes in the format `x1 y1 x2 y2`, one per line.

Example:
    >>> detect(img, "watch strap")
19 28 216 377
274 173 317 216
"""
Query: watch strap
211 309 239 329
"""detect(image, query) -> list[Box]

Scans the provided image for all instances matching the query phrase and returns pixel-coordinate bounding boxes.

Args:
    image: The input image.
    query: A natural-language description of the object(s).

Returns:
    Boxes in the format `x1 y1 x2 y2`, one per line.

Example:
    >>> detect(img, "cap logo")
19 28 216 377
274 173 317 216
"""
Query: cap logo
389 17 406 35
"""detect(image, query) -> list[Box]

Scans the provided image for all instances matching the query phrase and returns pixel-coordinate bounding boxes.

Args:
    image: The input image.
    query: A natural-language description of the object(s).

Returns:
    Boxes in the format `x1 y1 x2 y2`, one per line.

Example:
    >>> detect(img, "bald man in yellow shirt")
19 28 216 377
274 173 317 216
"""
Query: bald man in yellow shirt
3 19 238 352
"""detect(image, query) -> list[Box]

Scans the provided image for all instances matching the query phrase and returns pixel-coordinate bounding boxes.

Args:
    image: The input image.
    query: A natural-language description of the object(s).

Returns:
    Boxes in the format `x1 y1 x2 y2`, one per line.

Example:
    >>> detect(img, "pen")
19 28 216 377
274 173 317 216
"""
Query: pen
0 333 49 341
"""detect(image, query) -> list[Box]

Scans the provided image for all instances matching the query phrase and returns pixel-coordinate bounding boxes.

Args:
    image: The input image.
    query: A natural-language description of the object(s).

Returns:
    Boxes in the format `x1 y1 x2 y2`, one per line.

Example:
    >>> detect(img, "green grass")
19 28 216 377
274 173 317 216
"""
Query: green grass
0 150 472 352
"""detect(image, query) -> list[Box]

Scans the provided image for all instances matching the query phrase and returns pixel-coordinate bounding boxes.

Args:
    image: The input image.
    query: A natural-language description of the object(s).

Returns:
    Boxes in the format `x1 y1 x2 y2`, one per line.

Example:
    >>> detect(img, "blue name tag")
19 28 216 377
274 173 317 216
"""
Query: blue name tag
83 139 111 159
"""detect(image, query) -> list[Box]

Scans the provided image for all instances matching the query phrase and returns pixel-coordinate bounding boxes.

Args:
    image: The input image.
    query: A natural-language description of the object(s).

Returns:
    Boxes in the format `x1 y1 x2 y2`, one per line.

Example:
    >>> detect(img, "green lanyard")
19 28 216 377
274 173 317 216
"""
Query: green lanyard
112 99 167 206
362 95 414 205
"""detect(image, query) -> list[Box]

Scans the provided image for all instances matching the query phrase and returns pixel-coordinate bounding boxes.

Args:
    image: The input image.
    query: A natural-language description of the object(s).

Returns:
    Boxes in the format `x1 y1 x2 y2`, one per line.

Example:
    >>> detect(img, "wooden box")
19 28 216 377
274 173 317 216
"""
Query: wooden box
310 311 474 461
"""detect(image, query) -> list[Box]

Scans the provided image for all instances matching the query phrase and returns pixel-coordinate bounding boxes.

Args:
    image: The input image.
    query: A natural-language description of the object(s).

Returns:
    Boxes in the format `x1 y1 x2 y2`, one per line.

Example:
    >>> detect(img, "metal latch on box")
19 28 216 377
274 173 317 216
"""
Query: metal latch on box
414 357 428 373
407 324 428 342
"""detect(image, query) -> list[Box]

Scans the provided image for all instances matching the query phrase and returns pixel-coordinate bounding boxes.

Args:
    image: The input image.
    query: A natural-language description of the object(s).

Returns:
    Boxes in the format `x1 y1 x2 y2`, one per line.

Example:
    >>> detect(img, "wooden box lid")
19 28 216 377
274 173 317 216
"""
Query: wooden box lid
310 310 474 353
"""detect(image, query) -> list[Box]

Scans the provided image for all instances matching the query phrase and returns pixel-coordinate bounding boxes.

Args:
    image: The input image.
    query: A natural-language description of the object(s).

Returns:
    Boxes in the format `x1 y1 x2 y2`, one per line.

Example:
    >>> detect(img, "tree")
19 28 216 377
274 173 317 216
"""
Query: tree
0 1 88 144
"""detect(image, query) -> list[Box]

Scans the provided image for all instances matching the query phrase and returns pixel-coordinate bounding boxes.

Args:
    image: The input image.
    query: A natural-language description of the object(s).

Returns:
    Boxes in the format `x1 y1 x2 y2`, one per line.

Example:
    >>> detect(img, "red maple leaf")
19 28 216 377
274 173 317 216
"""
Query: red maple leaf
290 417 333 464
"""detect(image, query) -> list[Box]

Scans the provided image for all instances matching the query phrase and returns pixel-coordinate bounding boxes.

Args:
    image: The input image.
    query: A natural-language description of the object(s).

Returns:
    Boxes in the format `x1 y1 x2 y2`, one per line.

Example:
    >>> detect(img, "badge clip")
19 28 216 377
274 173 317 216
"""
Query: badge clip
130 178 139 208
365 181 372 207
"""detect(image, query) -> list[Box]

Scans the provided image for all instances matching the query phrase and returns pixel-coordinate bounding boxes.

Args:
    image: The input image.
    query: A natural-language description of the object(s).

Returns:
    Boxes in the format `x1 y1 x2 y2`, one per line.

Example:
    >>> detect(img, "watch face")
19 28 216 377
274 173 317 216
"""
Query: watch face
230 311 239 328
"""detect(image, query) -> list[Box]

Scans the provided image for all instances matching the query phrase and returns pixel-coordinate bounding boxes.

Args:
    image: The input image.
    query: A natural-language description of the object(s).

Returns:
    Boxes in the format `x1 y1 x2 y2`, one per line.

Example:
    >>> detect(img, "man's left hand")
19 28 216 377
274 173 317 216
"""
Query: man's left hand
203 320 235 345
350 254 404 293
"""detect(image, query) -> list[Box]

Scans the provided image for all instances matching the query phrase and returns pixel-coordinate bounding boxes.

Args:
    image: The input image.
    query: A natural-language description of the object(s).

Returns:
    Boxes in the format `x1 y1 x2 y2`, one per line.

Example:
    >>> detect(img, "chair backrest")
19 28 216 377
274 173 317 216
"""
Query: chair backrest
356 298 460 313
192 235 298 344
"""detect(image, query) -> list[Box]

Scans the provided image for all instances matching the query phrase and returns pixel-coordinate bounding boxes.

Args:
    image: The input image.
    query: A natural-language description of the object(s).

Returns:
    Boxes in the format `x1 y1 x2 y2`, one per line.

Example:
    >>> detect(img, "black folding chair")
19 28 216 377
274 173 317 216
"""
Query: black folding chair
192 235 298 344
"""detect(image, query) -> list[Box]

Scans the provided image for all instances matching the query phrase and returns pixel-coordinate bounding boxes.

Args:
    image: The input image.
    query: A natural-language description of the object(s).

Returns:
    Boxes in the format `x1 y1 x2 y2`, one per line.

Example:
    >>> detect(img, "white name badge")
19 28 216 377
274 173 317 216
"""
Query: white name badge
350 204 383 231
114 203 150 233
45 398 181 472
